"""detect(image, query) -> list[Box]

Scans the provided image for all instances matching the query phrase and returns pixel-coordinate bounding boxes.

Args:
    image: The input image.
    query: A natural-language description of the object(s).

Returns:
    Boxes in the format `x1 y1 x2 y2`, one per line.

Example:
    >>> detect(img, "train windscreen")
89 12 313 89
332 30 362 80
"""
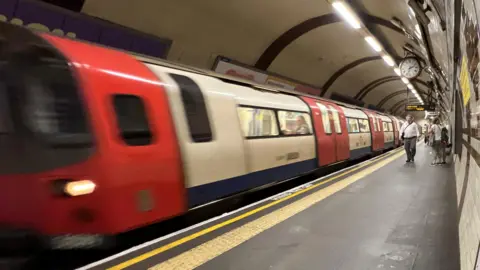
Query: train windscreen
0 22 93 174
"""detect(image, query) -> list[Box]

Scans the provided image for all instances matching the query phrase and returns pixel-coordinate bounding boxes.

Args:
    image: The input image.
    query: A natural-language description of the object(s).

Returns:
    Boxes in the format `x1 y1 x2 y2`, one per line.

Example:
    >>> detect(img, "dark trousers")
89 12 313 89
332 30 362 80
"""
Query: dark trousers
404 137 417 160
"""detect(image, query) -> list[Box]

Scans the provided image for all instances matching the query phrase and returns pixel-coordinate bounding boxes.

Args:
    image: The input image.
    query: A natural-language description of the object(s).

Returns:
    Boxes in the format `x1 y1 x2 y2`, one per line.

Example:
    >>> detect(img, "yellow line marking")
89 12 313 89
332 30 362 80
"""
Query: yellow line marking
108 149 403 270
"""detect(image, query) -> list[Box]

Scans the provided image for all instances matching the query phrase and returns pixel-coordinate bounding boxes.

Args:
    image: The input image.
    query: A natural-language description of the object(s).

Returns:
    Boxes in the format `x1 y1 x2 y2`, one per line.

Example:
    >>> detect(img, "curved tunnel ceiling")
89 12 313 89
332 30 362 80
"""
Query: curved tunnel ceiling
254 12 403 70
81 0 433 116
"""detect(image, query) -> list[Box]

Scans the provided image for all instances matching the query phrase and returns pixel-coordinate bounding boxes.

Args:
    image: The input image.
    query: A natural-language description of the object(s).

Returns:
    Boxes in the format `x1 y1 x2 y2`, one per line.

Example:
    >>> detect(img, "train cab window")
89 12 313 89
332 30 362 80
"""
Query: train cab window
328 105 342 134
237 107 279 138
347 118 359 133
169 74 212 143
277 111 312 135
358 119 370 133
388 122 393 131
316 103 332 134
112 95 152 146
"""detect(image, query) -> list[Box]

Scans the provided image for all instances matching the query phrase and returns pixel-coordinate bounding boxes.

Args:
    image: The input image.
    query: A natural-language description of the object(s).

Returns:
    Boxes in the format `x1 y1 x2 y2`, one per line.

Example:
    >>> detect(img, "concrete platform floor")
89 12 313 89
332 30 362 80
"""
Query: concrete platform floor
196 144 460 270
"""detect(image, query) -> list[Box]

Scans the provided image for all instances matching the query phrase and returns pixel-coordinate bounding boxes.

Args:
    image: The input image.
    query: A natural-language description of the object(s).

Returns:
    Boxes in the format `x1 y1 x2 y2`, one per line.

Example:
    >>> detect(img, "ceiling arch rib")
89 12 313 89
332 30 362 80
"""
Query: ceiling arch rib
377 88 429 108
354 76 399 99
254 13 403 71
320 56 382 96
377 90 408 108
356 77 431 101
391 100 408 114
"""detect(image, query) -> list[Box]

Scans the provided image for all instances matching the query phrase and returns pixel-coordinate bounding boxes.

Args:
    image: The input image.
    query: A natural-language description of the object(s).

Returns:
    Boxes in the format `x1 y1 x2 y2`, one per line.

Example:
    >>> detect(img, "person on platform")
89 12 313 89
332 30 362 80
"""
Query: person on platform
429 118 442 165
399 114 421 163
424 124 429 144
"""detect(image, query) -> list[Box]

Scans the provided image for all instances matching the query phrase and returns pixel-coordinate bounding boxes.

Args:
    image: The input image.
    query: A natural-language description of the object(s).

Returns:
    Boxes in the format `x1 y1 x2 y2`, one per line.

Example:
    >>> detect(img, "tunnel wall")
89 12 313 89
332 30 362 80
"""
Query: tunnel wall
450 0 480 268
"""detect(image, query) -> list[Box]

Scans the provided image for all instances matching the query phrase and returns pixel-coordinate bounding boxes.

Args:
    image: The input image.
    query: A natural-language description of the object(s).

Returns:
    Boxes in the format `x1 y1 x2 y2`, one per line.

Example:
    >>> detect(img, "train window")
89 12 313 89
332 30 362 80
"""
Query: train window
358 119 370 133
371 116 378 132
388 122 393 132
237 107 279 138
316 103 332 134
347 118 359 133
328 105 342 133
277 111 312 135
169 74 212 143
382 122 389 132
112 95 152 146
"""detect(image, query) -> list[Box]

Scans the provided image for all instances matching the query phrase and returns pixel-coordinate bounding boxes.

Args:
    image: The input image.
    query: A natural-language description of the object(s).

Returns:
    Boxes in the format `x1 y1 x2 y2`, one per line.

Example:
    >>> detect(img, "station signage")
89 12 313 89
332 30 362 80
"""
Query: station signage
405 104 435 111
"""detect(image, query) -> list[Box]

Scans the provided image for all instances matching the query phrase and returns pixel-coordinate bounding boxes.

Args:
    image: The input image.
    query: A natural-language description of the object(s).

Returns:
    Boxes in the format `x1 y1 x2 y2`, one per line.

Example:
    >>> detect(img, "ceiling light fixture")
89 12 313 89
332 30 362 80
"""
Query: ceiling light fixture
407 84 414 89
382 55 395 66
365 36 382 52
332 1 361 29
394 68 401 76
401 77 409 84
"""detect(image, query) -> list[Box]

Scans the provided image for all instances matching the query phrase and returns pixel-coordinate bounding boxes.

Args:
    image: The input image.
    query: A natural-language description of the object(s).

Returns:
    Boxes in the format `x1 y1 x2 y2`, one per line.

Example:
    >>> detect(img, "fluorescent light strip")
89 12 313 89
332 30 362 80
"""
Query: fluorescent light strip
365 36 382 52
401 77 409 84
382 55 395 66
407 84 414 89
332 1 361 29
394 68 401 76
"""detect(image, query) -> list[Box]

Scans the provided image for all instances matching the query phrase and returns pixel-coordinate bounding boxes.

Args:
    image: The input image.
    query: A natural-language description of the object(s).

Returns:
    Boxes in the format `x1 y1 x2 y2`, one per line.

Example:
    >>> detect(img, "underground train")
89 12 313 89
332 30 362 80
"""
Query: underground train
0 23 405 249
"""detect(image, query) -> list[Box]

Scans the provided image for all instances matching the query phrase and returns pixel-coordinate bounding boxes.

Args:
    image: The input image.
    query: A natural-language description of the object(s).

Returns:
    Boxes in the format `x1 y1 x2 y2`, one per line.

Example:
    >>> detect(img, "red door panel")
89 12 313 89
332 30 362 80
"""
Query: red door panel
363 110 380 152
301 97 349 167
306 99 336 166
327 103 349 161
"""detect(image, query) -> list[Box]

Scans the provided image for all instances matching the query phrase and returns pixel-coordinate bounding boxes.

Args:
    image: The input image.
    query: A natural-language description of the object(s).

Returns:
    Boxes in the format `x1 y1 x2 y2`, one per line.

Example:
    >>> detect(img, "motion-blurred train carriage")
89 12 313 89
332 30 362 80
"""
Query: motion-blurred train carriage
0 23 403 249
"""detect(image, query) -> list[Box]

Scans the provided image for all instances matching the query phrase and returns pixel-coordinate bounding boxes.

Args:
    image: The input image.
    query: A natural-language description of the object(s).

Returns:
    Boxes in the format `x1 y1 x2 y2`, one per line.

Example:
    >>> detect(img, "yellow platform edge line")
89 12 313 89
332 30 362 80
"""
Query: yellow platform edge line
108 149 404 270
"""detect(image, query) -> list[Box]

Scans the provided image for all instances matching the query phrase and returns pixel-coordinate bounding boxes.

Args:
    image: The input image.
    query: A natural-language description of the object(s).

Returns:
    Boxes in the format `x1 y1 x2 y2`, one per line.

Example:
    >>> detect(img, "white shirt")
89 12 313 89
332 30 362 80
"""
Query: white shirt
400 121 420 139
431 124 441 141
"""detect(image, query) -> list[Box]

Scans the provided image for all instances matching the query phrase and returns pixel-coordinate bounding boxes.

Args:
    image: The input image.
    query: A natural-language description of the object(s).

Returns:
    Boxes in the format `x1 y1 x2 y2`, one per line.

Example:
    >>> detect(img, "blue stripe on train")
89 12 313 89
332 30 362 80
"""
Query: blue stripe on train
349 146 372 160
187 159 317 207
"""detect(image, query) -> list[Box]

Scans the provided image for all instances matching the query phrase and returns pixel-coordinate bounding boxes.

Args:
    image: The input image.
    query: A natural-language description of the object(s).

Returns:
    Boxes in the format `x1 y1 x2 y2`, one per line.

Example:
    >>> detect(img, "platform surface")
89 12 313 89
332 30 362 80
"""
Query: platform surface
85 144 459 270
198 144 459 270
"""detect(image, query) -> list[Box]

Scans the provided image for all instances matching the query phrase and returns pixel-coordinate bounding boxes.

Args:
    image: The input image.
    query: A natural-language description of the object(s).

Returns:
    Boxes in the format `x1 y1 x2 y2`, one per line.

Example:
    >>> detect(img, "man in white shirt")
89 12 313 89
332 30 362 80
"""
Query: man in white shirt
399 114 420 162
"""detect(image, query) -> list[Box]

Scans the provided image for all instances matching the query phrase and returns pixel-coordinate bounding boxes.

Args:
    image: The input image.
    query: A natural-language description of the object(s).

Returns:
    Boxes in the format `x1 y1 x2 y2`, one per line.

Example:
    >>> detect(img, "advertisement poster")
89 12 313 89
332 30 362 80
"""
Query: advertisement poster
459 0 480 104
213 59 268 84
265 76 297 90
460 56 472 105
213 56 322 96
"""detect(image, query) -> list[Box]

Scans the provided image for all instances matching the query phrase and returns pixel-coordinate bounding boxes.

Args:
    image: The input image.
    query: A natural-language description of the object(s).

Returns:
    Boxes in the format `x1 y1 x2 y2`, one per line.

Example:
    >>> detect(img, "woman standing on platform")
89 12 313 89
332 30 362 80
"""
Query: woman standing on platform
400 114 421 163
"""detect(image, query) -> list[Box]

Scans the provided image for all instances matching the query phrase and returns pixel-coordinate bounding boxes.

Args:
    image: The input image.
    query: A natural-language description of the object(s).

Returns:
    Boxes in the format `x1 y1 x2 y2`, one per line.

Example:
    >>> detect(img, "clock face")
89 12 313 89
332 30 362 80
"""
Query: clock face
399 57 421 79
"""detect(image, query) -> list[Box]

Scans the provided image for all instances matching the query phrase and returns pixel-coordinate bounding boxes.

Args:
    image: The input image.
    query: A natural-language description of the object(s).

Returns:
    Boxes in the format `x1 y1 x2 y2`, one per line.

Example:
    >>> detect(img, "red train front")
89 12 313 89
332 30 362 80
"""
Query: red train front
0 23 186 249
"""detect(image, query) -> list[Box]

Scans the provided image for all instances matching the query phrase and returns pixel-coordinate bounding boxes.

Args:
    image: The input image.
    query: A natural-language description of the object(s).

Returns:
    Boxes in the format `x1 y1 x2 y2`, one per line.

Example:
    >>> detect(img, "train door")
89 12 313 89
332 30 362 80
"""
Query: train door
326 104 349 161
299 97 335 166
376 116 385 150
102 81 186 232
365 111 381 152
390 117 400 147
314 102 336 165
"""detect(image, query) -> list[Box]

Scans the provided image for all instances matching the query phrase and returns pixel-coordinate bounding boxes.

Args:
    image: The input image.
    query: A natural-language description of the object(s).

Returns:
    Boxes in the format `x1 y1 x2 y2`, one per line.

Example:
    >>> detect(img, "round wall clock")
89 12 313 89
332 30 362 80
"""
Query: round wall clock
399 57 421 79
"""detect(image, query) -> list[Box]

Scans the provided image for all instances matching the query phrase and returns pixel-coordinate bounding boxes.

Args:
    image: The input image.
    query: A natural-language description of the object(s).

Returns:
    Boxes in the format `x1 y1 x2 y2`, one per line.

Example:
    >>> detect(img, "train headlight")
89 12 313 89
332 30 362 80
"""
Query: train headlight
64 180 96 196
52 179 96 197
